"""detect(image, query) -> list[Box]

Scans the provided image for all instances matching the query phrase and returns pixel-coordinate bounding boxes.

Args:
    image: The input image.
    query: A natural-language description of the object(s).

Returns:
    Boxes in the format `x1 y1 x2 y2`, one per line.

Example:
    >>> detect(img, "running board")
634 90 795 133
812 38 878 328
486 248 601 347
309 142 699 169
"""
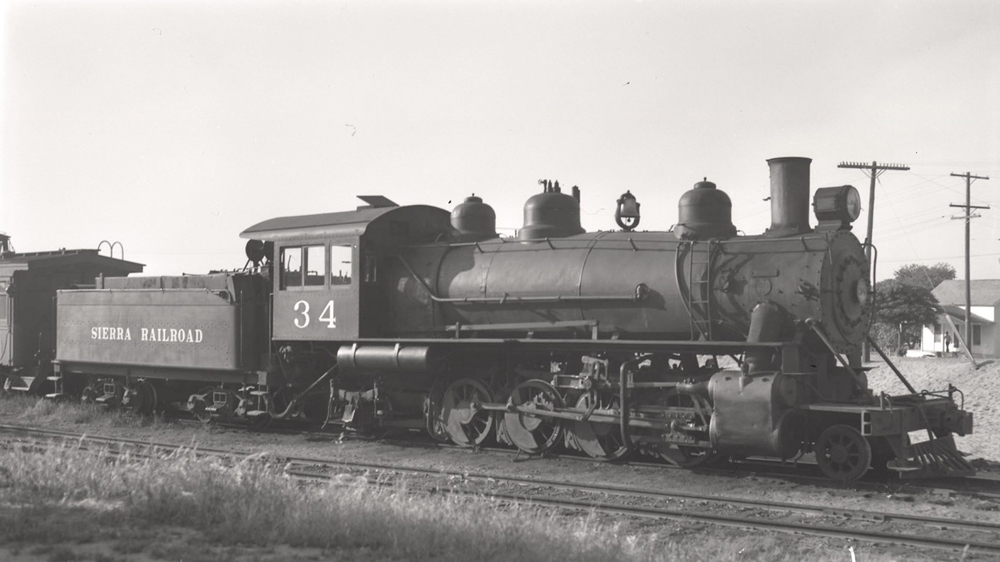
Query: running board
887 435 975 478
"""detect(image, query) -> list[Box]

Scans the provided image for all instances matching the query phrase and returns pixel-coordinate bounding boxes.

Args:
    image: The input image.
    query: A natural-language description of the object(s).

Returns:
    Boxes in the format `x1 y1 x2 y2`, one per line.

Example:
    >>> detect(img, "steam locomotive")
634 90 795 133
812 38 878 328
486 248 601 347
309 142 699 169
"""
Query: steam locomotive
2 157 974 481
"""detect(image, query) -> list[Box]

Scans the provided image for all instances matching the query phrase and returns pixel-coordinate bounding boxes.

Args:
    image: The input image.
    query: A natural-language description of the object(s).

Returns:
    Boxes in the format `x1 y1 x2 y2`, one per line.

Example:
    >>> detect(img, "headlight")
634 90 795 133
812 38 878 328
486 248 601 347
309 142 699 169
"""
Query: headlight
814 185 862 227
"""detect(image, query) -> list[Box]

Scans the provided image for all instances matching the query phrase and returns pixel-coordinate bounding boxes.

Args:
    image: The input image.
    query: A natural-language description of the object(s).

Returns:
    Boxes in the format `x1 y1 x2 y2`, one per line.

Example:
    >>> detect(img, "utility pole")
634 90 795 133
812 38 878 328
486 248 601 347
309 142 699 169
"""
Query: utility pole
949 172 990 360
838 161 910 361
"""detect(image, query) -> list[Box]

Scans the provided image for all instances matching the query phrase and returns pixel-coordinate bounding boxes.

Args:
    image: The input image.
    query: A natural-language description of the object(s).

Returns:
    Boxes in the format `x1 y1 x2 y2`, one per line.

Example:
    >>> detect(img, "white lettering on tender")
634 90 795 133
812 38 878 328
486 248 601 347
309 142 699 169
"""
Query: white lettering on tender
90 327 132 341
90 326 203 343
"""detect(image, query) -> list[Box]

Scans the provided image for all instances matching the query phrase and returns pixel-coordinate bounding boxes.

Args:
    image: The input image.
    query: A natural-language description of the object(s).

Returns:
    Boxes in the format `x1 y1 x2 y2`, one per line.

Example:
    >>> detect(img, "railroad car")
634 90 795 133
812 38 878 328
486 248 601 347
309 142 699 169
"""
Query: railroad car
50 157 974 481
0 234 143 395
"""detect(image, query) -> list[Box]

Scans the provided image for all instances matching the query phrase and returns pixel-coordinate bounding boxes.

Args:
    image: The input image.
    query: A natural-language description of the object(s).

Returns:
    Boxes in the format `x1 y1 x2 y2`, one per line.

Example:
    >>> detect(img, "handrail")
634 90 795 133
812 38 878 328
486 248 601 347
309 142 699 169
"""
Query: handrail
393 254 649 305
804 318 873 400
866 337 917 394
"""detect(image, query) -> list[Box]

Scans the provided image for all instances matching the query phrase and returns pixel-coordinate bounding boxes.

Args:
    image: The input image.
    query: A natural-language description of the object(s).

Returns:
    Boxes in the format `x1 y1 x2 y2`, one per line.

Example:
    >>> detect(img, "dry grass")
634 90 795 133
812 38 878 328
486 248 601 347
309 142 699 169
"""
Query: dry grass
0 441 921 562
0 394 171 430
0 395 938 561
0 443 665 561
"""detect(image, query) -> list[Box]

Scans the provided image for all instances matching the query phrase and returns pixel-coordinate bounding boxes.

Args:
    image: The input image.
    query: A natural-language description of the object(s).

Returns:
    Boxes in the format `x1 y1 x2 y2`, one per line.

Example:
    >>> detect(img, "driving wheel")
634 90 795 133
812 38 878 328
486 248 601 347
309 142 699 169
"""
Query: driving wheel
504 380 564 454
441 378 495 447
571 391 629 461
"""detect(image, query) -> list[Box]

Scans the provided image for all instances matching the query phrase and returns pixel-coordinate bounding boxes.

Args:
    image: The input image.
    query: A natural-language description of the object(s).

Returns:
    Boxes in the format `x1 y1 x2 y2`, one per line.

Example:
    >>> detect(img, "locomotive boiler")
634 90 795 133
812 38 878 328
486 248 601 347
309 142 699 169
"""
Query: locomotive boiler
50 156 973 482
383 157 870 353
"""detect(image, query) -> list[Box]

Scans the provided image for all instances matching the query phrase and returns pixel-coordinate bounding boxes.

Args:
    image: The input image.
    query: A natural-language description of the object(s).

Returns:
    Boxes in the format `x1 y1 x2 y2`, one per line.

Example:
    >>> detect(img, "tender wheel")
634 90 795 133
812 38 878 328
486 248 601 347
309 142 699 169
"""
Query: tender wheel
188 386 216 423
570 391 629 461
815 424 872 482
122 381 158 416
441 378 494 447
504 380 563 454
80 385 99 405
630 388 718 468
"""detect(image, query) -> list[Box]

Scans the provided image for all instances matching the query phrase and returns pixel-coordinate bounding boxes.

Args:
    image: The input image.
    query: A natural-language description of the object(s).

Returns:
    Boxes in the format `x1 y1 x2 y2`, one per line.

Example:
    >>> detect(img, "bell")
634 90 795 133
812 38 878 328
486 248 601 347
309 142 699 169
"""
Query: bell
615 191 641 231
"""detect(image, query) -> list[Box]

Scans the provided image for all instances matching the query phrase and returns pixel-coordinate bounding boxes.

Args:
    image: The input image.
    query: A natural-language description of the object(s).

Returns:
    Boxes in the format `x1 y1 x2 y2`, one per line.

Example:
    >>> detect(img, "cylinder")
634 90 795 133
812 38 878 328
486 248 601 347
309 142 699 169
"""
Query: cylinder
765 157 812 237
708 371 803 458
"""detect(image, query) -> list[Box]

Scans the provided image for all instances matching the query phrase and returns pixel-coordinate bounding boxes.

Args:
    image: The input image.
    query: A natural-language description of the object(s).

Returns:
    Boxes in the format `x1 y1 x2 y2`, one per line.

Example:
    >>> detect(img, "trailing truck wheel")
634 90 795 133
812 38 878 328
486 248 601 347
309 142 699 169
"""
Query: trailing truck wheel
441 378 495 448
815 424 872 482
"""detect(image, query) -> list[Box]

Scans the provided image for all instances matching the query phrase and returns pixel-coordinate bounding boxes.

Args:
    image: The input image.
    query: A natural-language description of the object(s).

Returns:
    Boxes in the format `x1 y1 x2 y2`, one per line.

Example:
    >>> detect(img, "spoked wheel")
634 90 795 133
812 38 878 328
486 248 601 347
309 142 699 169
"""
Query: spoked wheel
441 378 494 447
121 381 158 416
424 381 451 443
630 388 718 468
504 380 564 454
188 386 216 423
815 424 872 482
80 383 100 405
571 391 630 461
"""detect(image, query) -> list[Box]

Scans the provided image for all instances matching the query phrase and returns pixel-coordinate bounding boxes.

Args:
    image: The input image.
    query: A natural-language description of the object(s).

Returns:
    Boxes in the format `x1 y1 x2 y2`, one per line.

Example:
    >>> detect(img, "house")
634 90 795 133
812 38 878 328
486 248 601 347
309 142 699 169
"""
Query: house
920 279 1000 358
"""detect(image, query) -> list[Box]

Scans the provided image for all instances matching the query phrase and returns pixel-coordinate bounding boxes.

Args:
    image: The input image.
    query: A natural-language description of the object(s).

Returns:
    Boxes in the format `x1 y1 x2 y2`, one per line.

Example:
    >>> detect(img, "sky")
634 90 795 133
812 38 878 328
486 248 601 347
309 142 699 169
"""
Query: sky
1 0 998 280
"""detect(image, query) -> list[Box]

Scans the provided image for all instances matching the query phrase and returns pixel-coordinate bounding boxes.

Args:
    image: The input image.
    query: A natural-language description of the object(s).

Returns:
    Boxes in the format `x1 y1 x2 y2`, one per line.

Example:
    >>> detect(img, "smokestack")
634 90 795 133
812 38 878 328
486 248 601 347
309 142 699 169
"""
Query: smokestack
765 156 812 237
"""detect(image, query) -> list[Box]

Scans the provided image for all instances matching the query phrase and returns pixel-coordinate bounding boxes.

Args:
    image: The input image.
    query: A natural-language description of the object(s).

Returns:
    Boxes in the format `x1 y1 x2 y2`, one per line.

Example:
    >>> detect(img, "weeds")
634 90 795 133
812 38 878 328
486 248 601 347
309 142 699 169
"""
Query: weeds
0 394 169 430
0 396 930 561
0 443 663 561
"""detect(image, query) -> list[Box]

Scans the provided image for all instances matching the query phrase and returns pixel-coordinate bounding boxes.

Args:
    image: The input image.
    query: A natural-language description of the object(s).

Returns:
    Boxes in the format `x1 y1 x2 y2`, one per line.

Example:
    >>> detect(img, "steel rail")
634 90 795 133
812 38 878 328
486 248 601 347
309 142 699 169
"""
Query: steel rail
2 423 998 553
10 418 998 500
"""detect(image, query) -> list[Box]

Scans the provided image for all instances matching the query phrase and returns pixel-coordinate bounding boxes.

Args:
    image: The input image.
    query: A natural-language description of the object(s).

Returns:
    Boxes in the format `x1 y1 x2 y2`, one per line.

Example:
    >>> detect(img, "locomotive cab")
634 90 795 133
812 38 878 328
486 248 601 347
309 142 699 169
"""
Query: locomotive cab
240 197 452 341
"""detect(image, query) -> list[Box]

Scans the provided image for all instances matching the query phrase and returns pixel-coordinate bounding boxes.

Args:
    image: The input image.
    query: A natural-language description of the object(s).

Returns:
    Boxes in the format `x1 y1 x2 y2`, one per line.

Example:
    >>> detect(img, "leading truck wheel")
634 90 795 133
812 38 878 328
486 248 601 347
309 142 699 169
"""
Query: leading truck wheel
815 424 872 482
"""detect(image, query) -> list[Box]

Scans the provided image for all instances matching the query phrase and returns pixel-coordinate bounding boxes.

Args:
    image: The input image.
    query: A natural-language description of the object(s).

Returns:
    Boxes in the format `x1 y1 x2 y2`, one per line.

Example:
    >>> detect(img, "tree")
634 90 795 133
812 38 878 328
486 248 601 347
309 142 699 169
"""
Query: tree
871 279 939 353
893 263 956 291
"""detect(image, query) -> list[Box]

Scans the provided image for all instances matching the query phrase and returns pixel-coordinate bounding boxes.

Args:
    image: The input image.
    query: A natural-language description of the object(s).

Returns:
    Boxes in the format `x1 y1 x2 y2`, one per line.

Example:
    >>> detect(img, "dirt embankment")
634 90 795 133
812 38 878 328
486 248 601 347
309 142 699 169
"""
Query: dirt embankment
867 356 999 462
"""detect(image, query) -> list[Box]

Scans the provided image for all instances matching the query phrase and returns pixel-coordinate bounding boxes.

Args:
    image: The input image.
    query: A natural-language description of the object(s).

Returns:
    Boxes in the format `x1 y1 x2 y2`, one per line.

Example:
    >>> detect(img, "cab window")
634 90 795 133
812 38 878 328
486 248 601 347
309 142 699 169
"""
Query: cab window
304 245 326 287
331 245 352 285
280 247 302 289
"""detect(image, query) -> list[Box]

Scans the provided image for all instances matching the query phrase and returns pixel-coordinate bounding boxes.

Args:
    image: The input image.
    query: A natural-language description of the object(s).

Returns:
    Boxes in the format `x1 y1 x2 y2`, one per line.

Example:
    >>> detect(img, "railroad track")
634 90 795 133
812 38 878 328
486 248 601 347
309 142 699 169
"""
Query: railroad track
2 423 999 556
187 416 1000 500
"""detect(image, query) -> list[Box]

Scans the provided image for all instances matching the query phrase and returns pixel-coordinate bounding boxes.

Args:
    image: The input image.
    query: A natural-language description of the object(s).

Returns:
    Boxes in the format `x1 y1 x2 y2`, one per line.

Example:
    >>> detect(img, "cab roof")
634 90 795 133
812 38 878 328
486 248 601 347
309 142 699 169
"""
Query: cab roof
240 197 451 243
